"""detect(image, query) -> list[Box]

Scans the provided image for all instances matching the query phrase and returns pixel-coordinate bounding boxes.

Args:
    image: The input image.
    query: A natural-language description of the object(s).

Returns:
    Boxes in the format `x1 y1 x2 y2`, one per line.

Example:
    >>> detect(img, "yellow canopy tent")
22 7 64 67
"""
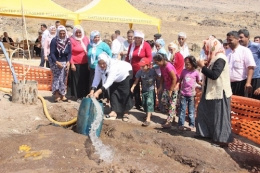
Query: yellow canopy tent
0 0 77 23
75 0 161 32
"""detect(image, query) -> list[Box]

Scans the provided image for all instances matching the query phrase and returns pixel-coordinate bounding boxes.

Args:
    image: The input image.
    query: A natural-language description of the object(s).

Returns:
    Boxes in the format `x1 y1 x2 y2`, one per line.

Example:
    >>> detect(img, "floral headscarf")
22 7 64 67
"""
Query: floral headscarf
203 35 225 65
56 25 70 57
89 30 102 46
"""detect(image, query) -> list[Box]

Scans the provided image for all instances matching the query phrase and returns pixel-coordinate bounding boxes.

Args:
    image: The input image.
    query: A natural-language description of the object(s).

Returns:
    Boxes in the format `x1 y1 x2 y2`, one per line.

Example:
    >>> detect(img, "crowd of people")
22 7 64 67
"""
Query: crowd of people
2 21 260 147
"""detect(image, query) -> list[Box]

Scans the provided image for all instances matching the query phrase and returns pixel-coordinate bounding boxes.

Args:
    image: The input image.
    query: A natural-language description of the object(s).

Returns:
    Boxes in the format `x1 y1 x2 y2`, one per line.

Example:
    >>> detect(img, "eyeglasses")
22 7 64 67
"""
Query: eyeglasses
178 37 185 40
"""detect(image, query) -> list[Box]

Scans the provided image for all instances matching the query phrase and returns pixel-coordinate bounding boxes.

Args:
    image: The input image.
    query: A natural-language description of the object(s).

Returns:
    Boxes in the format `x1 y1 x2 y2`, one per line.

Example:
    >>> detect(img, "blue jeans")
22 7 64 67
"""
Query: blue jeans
178 95 195 127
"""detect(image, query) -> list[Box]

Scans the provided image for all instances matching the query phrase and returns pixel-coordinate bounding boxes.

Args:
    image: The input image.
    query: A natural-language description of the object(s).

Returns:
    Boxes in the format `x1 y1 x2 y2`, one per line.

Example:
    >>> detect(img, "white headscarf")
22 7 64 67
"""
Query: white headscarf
72 25 87 53
48 25 56 39
97 52 112 85
129 30 145 62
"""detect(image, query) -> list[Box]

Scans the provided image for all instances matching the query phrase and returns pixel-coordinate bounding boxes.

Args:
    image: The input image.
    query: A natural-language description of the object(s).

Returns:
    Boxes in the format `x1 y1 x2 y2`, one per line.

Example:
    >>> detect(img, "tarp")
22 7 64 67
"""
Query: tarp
75 0 161 32
0 0 77 21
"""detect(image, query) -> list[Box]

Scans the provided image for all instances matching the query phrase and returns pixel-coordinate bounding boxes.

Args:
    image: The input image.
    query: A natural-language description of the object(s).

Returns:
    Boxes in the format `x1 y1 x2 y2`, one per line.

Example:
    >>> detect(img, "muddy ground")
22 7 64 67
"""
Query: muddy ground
0 90 260 173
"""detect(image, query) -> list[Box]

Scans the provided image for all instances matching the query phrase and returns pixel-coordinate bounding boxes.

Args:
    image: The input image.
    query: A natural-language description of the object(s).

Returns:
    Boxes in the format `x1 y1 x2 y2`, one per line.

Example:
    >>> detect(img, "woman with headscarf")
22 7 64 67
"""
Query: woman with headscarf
49 25 71 102
87 30 112 93
67 25 90 100
196 36 233 147
126 30 152 109
44 26 56 68
167 42 184 77
88 53 133 122
155 38 167 55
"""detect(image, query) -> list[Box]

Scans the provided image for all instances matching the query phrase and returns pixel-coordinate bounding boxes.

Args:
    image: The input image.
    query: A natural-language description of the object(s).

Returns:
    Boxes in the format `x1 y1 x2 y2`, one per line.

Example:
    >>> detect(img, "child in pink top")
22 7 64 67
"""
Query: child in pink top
153 53 178 128
178 56 202 130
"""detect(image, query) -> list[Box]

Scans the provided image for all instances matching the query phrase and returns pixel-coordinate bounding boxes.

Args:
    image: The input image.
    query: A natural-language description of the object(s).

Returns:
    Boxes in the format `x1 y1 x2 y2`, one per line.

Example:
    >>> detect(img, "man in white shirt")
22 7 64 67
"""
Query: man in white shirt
120 29 134 61
115 30 125 44
40 24 50 67
178 32 190 58
226 31 256 96
111 34 121 59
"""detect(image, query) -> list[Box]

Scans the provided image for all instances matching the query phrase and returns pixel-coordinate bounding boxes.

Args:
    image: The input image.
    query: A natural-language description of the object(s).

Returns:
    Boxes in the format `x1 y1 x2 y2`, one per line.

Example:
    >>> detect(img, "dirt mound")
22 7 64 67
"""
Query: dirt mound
1 121 259 172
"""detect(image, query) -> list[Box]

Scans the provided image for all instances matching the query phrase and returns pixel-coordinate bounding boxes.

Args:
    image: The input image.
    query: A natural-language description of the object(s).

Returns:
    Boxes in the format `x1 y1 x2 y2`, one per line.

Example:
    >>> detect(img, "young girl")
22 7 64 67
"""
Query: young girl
178 56 202 130
131 58 160 126
153 53 178 128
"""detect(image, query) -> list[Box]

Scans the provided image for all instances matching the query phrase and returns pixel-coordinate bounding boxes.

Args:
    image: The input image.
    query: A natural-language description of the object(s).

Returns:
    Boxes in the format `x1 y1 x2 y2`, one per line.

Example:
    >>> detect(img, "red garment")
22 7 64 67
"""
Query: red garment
70 36 89 64
171 52 184 77
126 41 152 75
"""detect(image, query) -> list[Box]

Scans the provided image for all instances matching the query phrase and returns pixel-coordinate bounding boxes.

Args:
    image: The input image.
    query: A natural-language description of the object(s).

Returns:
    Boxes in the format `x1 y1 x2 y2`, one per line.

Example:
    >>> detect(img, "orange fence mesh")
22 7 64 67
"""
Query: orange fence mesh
0 59 52 91
194 89 260 145
231 95 260 145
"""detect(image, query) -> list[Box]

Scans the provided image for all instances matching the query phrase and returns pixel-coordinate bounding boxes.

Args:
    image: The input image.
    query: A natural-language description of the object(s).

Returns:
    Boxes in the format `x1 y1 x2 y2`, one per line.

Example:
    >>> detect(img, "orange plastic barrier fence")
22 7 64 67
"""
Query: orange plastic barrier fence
0 59 52 91
231 95 260 145
194 88 260 145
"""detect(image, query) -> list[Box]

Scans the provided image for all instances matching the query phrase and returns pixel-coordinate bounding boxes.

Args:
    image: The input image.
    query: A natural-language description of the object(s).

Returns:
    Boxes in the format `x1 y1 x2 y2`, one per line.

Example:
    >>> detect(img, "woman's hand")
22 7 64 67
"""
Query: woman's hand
197 59 205 68
44 56 48 61
158 87 163 94
93 89 102 99
87 90 95 97
56 61 63 69
71 64 76 72
130 86 135 93
254 87 260 95
66 62 70 71
168 90 173 97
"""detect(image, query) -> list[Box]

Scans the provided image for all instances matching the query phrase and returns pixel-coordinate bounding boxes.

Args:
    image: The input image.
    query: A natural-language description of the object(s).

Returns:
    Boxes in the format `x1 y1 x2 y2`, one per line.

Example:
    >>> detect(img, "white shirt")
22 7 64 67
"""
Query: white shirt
121 40 131 60
92 60 132 89
117 35 125 44
179 44 189 58
226 45 256 82
41 29 50 48
111 39 121 58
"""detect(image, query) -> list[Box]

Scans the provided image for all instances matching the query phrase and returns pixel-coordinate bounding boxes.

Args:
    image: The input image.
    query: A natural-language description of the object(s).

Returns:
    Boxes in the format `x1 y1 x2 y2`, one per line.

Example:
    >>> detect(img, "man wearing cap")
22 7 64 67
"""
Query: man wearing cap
126 30 152 110
178 32 190 58
154 33 162 41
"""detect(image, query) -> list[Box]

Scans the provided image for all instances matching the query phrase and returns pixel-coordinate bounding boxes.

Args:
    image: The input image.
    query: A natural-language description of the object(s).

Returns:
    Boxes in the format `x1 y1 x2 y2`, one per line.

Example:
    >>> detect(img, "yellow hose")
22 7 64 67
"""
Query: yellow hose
0 87 77 126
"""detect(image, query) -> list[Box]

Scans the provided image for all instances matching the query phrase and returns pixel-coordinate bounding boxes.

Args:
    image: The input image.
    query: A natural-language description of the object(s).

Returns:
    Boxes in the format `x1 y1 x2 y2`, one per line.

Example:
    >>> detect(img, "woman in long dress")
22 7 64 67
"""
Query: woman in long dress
196 36 233 147
126 30 152 109
89 53 133 122
49 25 71 102
67 25 90 100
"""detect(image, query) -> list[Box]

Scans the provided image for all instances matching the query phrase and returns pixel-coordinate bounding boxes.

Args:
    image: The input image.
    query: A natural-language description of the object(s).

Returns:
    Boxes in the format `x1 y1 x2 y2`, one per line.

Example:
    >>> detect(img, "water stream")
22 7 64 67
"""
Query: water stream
89 98 114 163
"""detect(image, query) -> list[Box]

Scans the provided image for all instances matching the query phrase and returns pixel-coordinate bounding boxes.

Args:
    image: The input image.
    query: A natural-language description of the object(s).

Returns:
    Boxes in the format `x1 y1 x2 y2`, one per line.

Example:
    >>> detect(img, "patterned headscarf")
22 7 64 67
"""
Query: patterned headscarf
56 25 70 57
89 30 102 46
72 25 87 53
203 36 225 65
89 30 102 65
